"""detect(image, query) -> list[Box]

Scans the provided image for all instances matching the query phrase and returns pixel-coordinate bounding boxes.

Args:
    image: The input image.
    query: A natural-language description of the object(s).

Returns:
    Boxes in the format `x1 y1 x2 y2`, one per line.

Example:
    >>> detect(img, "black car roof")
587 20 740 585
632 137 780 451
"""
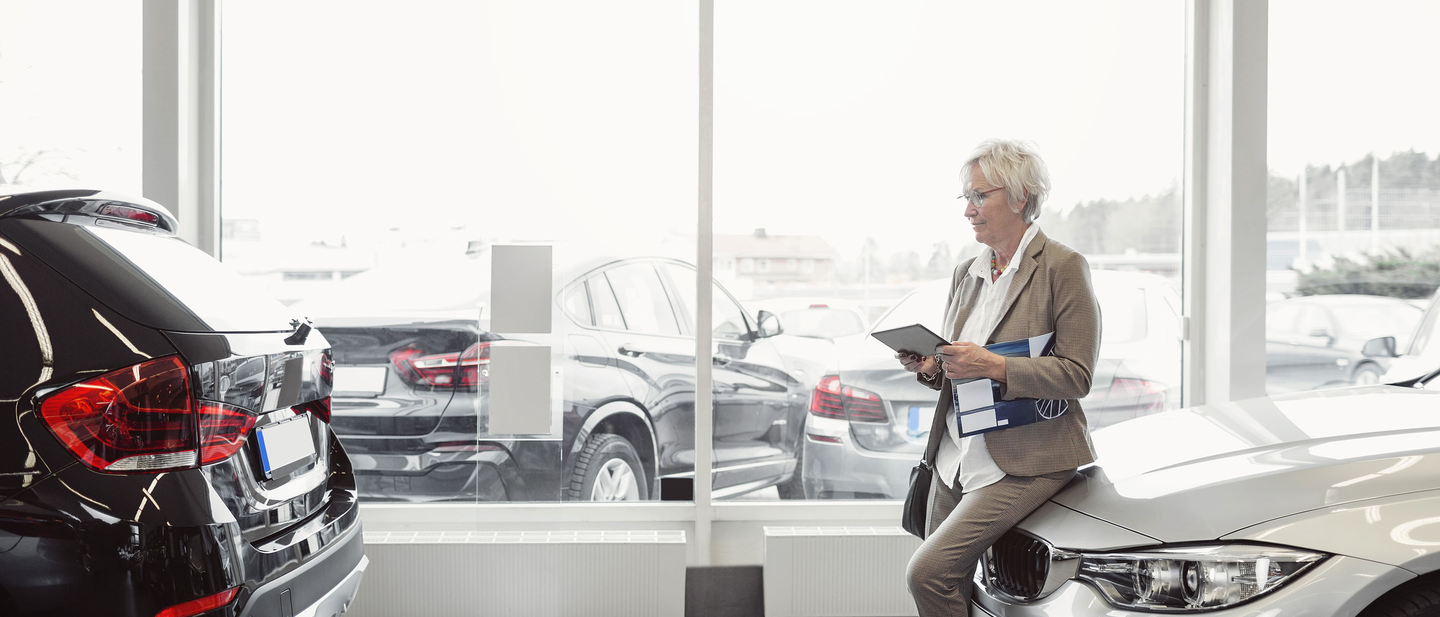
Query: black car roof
0 188 104 217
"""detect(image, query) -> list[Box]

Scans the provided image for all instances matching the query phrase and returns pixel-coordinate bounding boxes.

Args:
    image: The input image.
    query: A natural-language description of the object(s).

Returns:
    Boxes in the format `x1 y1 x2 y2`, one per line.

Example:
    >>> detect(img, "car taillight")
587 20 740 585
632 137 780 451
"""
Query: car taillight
1109 378 1168 413
292 396 332 423
390 342 490 388
39 356 258 472
198 402 257 465
97 203 161 226
319 350 335 385
1110 378 1164 396
809 375 846 419
154 587 239 617
40 356 198 472
808 375 888 423
841 384 887 422
457 342 490 387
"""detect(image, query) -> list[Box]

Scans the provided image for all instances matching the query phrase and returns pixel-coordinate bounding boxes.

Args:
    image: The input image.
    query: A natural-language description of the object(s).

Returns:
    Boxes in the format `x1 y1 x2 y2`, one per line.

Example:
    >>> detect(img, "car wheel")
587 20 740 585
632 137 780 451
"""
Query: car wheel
567 433 648 501
1361 580 1440 617
1354 364 1384 386
775 439 807 500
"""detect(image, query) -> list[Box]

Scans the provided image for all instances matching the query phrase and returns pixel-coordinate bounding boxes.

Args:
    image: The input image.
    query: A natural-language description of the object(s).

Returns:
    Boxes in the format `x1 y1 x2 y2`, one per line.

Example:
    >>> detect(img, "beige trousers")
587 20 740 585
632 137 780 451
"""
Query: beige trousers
904 470 1075 617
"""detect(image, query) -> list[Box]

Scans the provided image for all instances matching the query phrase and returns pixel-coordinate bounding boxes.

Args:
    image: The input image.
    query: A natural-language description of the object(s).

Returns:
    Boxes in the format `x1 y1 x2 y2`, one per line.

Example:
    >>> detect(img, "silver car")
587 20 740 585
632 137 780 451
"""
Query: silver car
970 377 1440 615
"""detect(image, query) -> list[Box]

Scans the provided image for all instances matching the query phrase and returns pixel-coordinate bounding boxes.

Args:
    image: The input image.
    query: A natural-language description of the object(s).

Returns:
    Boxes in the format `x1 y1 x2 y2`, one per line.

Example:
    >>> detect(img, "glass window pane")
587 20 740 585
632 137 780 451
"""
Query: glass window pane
0 1 141 194
605 264 680 336
776 308 865 340
711 292 749 341
590 275 627 331
663 262 753 340
562 282 592 327
1094 279 1150 345
717 1 1184 500
1267 303 1302 336
1267 0 1440 393
225 0 696 503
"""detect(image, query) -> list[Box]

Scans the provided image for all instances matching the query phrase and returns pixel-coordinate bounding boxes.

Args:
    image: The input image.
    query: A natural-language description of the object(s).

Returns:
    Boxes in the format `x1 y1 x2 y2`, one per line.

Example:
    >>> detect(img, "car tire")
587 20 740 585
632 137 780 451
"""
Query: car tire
1354 364 1384 386
567 433 648 501
776 439 807 500
1361 580 1440 617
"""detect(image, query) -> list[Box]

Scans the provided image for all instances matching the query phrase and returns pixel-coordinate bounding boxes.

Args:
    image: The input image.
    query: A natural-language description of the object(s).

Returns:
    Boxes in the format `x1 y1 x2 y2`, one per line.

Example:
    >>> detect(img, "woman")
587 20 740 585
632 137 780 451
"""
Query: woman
900 139 1100 616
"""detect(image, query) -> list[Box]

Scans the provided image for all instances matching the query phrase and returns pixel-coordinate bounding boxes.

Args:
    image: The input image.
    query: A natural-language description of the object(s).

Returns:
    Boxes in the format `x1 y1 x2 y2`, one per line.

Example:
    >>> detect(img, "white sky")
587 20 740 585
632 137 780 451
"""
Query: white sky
2 0 1438 258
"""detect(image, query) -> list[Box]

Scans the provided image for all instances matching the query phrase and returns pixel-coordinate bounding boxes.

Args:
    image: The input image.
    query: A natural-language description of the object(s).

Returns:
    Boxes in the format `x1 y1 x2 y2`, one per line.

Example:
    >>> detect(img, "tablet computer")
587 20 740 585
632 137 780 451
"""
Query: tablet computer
870 323 949 356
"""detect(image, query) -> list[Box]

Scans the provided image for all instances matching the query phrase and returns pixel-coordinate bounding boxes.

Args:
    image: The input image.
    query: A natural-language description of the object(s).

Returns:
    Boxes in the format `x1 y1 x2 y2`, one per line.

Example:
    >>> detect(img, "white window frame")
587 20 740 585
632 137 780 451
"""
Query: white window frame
146 0 1266 567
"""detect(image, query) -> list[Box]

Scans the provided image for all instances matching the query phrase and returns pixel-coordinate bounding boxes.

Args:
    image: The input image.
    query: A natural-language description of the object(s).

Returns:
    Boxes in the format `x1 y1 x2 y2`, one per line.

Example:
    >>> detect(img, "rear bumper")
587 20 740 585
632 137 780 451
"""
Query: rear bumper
802 415 917 499
240 521 367 617
347 440 563 502
0 461 366 617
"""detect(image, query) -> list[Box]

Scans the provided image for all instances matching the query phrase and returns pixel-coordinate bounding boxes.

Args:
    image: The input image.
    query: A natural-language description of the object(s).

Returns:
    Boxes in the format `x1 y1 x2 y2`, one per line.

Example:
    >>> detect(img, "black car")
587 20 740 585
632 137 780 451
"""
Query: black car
0 189 365 616
293 253 808 502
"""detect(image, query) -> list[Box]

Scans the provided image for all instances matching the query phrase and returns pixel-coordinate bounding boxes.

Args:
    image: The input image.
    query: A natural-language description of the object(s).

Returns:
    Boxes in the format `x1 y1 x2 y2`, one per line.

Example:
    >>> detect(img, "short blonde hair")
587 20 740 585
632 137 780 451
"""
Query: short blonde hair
960 139 1052 223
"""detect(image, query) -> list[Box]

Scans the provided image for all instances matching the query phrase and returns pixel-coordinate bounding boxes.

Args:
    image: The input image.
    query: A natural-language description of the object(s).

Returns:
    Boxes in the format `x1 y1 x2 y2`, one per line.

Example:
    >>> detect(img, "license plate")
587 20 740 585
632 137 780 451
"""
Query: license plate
907 405 934 439
256 416 316 478
333 366 387 395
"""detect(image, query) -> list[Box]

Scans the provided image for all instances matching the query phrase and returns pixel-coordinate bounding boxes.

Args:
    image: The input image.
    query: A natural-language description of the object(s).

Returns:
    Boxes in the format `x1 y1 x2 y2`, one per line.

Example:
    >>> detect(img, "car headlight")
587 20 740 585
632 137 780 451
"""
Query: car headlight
1075 544 1326 611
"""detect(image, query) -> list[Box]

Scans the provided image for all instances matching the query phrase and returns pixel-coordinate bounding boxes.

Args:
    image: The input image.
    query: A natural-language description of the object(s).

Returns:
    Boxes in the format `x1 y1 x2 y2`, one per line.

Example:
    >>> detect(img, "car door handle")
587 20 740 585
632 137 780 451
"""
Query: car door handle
618 345 646 357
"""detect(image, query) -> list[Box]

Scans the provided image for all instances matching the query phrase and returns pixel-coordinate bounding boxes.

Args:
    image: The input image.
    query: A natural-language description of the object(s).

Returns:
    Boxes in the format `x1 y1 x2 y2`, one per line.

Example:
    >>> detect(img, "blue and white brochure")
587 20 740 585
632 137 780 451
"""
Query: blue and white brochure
952 332 1069 437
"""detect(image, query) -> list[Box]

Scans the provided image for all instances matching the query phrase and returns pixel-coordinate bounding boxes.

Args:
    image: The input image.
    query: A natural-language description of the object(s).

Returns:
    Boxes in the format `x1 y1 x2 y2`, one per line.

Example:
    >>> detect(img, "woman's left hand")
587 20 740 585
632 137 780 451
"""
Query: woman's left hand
937 342 1007 382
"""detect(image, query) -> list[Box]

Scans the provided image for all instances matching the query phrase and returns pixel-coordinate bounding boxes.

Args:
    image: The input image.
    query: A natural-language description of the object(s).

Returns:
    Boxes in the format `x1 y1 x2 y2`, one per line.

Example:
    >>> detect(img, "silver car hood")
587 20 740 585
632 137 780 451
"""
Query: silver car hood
1051 385 1440 542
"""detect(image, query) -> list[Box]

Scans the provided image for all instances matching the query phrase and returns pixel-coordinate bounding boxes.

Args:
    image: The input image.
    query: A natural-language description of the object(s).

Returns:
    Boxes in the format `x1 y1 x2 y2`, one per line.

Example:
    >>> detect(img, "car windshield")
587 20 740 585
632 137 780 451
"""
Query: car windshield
873 283 947 335
779 308 866 339
1411 294 1440 357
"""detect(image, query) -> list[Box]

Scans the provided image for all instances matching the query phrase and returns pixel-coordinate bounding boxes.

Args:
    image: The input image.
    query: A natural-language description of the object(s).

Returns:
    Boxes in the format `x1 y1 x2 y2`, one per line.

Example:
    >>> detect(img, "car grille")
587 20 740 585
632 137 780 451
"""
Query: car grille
986 530 1049 600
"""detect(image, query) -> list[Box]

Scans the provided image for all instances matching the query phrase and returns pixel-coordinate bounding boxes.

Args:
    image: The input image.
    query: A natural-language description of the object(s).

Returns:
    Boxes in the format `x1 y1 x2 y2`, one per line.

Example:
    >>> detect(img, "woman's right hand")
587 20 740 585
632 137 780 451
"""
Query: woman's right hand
895 352 938 376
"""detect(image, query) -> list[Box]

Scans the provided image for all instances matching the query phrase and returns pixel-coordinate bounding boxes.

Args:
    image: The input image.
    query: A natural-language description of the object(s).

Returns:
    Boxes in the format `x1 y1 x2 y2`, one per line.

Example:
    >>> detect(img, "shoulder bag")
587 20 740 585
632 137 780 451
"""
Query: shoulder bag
901 458 932 539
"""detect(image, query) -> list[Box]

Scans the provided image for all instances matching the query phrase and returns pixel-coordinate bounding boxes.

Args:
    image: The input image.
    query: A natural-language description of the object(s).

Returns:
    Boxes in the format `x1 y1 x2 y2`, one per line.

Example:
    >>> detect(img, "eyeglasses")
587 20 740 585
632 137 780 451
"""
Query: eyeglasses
958 186 1007 207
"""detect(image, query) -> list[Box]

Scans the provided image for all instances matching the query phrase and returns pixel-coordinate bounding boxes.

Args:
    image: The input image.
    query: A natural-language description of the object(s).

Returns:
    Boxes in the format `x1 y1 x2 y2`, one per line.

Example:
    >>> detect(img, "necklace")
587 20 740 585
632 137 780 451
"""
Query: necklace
990 253 1008 277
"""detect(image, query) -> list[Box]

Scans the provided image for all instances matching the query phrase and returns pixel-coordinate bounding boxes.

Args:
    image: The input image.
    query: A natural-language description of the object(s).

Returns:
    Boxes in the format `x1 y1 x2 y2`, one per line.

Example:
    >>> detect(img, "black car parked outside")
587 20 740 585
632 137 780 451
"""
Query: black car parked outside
0 189 366 616
295 253 809 502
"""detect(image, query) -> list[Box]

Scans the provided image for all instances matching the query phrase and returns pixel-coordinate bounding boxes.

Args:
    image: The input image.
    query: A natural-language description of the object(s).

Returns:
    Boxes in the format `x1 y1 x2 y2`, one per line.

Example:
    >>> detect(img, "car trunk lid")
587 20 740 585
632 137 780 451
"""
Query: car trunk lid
320 322 488 437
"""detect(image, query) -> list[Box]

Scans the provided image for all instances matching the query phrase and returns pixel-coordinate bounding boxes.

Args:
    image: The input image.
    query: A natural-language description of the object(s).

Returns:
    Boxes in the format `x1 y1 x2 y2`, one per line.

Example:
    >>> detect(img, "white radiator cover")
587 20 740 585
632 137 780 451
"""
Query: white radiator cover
764 527 921 617
349 530 686 617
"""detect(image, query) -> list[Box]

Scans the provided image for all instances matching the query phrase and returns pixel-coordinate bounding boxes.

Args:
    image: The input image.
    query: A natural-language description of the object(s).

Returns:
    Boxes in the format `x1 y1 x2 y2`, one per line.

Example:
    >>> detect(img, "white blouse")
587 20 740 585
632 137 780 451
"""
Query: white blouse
934 223 1041 493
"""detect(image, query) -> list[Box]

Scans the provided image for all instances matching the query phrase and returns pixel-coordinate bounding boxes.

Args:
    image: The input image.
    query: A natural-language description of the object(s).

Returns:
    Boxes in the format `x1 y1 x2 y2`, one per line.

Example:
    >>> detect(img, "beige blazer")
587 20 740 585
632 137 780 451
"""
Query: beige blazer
919 229 1100 478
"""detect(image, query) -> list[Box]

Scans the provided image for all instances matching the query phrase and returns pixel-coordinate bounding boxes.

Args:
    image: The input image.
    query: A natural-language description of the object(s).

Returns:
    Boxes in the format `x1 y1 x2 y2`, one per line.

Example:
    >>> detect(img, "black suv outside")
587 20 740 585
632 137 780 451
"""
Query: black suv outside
298 253 810 502
0 189 365 616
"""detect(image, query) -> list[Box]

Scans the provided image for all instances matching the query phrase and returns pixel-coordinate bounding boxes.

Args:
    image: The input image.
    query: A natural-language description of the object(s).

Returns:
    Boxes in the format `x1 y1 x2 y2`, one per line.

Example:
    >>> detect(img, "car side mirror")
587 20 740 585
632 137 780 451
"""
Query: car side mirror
1362 336 1398 358
756 310 783 339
